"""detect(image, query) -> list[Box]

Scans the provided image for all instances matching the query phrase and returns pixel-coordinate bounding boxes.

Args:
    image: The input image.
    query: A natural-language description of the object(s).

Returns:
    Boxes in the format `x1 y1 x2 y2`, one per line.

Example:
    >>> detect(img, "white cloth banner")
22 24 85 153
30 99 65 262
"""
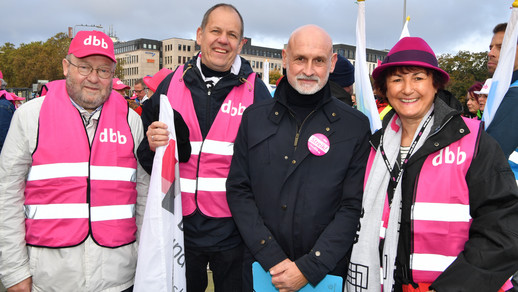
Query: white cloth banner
355 0 382 134
482 5 518 128
134 95 186 292
399 16 411 39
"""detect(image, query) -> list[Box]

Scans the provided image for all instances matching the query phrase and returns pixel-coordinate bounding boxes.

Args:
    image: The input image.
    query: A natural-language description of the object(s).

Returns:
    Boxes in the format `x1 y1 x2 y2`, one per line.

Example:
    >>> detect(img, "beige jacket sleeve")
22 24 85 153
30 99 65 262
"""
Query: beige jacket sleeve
0 98 42 288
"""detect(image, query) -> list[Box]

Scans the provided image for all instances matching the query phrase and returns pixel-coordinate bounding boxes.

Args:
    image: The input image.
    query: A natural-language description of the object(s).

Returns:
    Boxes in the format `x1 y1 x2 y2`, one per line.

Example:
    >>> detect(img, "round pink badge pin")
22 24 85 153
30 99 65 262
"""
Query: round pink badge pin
307 133 330 156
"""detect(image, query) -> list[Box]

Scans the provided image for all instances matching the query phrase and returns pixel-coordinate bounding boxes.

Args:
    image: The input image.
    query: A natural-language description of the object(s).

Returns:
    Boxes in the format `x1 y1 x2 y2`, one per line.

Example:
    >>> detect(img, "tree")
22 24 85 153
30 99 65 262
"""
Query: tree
269 69 282 86
437 51 489 104
0 33 71 88
115 58 125 81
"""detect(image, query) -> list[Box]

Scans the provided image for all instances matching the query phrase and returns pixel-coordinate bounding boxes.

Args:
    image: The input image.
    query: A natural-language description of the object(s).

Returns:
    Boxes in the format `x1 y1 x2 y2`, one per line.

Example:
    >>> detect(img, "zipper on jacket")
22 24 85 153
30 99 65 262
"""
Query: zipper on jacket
426 115 454 140
193 140 204 213
291 110 316 150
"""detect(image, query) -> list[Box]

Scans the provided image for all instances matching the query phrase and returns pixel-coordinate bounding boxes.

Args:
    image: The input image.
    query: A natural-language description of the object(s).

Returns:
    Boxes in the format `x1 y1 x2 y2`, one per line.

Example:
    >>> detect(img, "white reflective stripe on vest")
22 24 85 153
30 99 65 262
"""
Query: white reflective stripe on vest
198 177 227 192
202 140 234 156
179 177 227 193
25 203 89 219
180 178 196 193
413 202 471 222
191 141 202 155
411 253 457 272
27 162 89 181
90 165 137 182
90 204 136 221
25 204 135 221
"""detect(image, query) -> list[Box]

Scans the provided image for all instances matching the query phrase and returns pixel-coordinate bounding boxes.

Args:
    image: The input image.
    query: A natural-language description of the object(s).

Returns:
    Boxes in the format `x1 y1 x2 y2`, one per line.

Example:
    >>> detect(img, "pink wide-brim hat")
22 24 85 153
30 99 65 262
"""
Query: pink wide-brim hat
372 37 449 83
143 68 173 93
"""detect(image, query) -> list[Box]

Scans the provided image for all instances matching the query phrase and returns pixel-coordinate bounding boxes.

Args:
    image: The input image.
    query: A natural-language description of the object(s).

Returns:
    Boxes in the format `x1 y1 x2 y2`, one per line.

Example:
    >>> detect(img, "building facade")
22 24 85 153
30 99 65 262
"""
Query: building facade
114 38 162 87
239 37 283 78
333 44 388 75
162 38 196 71
113 36 387 89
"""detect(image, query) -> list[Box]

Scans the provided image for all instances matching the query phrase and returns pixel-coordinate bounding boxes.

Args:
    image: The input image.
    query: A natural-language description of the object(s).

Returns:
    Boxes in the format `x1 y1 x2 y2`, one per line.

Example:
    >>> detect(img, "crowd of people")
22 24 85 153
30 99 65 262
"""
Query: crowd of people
1 3 518 292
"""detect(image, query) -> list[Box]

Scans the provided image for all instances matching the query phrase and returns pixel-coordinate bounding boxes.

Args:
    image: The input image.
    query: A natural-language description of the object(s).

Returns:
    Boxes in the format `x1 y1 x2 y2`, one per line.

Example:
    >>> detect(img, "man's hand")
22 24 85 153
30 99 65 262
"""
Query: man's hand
7 277 32 292
270 259 308 292
147 121 170 151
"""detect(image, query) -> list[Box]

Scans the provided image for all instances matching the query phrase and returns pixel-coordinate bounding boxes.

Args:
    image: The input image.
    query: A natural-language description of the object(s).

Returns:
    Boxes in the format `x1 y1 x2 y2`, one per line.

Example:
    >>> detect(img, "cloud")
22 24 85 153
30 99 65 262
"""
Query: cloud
1 0 513 56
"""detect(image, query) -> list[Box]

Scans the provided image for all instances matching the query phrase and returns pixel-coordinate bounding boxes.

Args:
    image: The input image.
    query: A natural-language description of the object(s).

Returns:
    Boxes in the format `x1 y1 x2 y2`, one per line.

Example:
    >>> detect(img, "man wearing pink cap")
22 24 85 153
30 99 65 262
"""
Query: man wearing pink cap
0 30 149 292
113 77 130 97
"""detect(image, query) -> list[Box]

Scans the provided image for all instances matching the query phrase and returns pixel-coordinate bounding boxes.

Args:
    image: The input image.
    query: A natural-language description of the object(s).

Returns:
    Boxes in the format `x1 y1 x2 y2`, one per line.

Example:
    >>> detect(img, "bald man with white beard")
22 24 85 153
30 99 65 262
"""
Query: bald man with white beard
226 25 371 291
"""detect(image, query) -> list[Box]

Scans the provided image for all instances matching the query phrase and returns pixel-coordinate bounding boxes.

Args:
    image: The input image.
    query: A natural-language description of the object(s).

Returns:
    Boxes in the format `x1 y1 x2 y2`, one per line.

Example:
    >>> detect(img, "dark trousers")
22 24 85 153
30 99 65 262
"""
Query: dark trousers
186 244 243 292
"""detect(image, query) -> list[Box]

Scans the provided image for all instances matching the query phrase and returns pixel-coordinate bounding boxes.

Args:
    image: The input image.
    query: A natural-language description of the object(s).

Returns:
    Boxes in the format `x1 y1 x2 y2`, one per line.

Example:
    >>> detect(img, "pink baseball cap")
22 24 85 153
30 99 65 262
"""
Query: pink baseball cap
68 30 116 63
113 78 130 90
0 70 3 79
143 68 173 92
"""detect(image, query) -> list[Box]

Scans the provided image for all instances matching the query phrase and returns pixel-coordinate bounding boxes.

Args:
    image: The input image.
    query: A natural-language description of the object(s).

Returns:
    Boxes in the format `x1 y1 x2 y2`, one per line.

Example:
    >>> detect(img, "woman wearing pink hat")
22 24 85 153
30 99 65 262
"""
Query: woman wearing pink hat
464 82 482 119
347 37 518 292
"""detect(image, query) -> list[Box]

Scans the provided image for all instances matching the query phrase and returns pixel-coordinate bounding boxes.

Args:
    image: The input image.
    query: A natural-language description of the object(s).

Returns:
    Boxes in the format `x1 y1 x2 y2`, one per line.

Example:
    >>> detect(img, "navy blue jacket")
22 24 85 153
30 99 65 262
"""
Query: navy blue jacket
486 70 518 158
226 78 370 285
0 97 15 153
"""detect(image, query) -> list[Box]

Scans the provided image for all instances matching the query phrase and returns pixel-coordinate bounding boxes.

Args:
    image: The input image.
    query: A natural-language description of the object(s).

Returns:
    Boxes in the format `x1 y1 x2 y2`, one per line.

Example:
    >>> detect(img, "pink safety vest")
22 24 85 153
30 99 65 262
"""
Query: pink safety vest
24 79 138 248
167 65 255 217
370 116 480 284
411 117 479 284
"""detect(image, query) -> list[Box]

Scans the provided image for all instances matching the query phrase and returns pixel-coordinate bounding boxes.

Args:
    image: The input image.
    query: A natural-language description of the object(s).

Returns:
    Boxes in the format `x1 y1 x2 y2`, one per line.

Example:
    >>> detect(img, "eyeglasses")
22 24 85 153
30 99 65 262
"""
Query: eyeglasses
67 59 114 79
133 89 148 93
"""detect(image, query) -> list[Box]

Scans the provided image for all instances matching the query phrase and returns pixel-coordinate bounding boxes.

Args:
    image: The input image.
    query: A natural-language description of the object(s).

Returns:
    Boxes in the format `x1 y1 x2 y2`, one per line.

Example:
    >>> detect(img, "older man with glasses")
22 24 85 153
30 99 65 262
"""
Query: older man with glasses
133 79 149 105
0 30 149 292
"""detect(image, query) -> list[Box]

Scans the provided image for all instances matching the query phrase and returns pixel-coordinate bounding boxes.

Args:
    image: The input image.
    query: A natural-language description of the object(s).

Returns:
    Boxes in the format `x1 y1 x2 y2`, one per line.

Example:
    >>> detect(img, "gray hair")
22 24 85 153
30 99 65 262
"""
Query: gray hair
0 79 6 90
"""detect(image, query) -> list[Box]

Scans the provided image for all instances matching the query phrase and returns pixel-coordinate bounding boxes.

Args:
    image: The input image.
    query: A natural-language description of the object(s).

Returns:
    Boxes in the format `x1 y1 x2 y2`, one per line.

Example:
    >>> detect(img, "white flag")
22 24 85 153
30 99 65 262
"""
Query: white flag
263 59 270 85
482 5 518 128
400 16 411 39
134 95 186 292
355 0 382 133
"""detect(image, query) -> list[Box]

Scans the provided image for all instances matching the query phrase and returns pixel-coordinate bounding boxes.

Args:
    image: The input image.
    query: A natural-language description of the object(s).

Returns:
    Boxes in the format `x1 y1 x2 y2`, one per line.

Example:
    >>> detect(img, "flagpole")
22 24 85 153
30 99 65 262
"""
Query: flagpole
403 0 407 26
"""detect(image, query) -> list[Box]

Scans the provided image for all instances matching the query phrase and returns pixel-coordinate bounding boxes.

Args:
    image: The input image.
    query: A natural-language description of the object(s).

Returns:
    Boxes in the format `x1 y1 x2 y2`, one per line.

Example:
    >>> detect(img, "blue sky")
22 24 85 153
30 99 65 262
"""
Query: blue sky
1 0 512 55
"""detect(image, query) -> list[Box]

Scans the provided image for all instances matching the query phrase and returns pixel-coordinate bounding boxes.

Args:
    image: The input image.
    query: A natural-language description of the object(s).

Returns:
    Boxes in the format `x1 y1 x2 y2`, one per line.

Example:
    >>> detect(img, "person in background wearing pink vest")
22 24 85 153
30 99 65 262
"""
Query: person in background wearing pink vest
0 30 150 292
226 25 371 291
137 3 271 292
347 37 518 292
